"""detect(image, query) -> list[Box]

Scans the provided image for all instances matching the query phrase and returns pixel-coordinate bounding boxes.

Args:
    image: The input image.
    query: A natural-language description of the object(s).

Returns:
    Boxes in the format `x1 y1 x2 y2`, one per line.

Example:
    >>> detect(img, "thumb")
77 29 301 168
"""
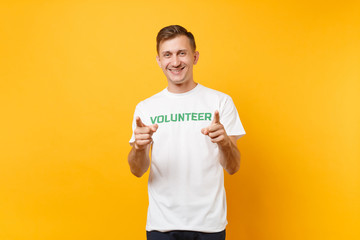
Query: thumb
150 124 158 132
136 116 146 128
201 127 208 135
212 110 220 124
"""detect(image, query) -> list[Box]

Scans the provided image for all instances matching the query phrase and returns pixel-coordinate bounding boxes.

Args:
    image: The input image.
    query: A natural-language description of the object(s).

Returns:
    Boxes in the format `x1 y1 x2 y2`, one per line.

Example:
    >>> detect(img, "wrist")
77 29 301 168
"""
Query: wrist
218 136 232 149
134 143 146 151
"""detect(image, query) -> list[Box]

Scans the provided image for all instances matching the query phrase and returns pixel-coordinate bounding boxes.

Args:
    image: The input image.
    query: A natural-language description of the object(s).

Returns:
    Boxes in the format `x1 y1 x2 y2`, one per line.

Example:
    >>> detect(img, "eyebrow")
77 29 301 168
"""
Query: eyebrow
161 49 188 54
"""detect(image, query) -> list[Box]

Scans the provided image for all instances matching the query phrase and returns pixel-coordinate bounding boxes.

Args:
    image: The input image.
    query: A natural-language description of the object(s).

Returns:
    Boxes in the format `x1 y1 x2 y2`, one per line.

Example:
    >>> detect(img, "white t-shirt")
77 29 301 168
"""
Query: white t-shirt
129 83 246 232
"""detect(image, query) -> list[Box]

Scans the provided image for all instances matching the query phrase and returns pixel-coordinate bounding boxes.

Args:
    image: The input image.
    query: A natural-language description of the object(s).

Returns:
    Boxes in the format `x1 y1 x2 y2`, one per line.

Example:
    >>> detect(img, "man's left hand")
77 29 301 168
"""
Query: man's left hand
201 110 231 148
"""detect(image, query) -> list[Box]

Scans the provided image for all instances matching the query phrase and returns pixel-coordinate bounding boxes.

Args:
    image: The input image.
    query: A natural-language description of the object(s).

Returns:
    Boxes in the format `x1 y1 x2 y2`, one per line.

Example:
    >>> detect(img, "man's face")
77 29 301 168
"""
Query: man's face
156 35 199 88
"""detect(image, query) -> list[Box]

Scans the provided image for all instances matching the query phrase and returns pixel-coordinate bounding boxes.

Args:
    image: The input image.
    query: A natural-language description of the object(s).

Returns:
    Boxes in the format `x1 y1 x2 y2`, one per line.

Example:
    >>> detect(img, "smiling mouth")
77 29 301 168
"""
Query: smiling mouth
168 66 185 74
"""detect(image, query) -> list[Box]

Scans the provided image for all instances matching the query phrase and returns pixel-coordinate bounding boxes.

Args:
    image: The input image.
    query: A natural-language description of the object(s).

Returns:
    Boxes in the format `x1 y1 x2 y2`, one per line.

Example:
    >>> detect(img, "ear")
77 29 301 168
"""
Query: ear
193 51 200 65
156 55 161 68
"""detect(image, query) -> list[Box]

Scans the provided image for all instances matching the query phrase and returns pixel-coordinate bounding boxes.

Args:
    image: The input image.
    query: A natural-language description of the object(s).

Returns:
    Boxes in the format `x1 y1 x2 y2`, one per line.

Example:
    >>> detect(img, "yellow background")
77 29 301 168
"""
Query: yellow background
1 0 359 239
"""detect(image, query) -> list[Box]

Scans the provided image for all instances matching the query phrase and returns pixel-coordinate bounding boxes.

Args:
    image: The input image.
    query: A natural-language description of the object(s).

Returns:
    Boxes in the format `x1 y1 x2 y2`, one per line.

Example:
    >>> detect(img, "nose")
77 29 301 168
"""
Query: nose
171 56 181 67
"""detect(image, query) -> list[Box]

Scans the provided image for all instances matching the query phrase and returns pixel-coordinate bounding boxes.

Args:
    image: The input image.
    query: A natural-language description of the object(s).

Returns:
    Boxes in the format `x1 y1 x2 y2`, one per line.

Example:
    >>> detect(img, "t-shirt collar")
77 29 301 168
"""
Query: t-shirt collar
164 83 202 97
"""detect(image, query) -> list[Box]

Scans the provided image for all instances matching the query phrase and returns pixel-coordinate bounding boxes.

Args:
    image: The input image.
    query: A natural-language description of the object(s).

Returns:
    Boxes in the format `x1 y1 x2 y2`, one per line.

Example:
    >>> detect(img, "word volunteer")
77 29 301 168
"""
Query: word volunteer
150 112 212 124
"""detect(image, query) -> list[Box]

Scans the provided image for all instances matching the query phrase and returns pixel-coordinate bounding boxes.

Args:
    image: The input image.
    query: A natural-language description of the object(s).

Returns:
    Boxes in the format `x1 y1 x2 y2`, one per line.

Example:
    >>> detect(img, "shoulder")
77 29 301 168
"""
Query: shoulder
135 88 167 110
199 84 233 102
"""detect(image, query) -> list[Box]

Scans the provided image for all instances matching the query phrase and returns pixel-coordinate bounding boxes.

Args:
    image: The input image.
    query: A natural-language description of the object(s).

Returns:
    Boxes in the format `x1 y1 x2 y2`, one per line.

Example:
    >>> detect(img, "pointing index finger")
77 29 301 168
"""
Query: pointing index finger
136 116 146 127
212 110 220 124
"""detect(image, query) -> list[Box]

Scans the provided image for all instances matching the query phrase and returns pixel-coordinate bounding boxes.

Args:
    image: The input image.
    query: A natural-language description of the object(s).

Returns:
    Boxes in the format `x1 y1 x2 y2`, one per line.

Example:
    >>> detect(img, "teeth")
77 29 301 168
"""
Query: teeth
169 67 185 73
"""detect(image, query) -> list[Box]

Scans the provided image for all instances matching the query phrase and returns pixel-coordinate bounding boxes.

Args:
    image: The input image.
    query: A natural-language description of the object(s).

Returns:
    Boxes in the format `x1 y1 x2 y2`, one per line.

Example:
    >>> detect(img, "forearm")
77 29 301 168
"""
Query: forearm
128 145 150 177
218 137 240 175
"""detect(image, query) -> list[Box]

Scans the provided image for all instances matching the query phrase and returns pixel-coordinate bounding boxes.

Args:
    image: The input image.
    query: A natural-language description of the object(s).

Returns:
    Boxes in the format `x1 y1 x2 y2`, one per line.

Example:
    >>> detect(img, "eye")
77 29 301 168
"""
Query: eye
164 53 171 57
180 52 186 56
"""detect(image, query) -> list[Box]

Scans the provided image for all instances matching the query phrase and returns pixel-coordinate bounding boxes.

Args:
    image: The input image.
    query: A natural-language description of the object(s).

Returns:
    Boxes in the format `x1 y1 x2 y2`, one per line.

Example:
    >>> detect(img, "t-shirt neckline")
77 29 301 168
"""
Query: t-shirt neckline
164 83 202 97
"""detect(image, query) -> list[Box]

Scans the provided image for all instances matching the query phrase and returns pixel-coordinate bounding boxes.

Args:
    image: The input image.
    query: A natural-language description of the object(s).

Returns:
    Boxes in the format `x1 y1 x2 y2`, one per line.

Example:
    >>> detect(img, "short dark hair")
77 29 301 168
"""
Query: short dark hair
156 25 196 54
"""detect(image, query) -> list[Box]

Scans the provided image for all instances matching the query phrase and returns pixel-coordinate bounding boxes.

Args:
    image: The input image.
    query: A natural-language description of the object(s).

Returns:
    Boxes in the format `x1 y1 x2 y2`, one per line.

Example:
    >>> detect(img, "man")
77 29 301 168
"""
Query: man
128 25 246 240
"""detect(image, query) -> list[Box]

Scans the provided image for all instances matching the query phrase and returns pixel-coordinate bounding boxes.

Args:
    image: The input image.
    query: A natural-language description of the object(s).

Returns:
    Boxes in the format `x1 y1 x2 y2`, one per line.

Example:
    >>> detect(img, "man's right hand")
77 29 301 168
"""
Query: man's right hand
134 116 158 150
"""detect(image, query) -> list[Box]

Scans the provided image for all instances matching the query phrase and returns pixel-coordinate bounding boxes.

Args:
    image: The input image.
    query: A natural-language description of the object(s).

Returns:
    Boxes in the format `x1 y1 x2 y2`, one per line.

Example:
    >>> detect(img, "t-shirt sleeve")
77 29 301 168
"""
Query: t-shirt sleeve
220 96 246 139
129 103 145 144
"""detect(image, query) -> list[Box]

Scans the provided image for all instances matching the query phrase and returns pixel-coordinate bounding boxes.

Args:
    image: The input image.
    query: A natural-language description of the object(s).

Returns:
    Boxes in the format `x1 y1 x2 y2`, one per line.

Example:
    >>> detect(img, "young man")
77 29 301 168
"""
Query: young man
128 25 246 240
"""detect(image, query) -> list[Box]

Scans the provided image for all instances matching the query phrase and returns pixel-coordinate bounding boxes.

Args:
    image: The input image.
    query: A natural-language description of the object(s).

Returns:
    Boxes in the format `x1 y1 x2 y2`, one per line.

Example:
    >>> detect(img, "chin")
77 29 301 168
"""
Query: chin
170 79 187 85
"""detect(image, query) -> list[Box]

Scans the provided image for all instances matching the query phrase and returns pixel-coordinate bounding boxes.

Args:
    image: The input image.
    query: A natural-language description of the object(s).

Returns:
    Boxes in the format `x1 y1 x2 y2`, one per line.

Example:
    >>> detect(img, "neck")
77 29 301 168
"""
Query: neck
167 81 197 94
